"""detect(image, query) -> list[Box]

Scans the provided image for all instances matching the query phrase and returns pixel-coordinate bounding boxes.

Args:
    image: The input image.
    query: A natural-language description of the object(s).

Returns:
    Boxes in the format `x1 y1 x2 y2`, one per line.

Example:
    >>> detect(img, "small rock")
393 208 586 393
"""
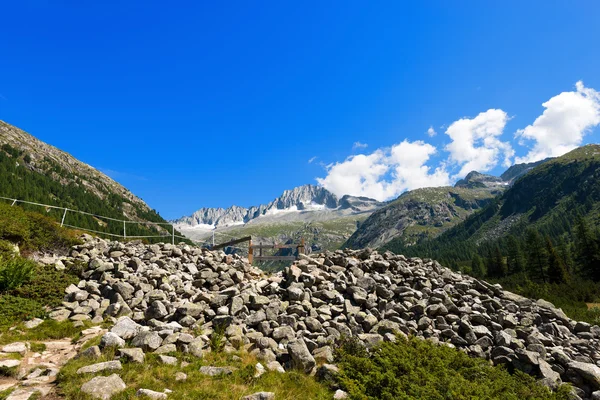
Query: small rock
24 318 44 329
254 362 266 378
175 372 187 381
266 361 285 373
111 316 142 340
334 389 349 399
137 389 167 399
76 346 102 360
158 355 178 365
77 360 123 375
287 339 316 373
100 332 126 349
2 342 28 356
242 392 275 400
0 359 21 368
199 366 233 376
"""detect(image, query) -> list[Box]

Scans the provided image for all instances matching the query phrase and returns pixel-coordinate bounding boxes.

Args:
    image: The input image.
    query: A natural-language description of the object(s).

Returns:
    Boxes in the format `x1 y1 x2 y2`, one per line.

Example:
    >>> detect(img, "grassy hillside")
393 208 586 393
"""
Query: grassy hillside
382 145 600 263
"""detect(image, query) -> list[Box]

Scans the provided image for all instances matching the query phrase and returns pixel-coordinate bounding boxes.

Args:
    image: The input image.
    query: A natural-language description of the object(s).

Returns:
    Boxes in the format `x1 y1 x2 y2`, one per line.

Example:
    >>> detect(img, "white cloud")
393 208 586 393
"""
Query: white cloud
352 141 368 150
308 156 317 164
316 140 450 201
426 126 437 137
444 109 514 178
515 81 600 163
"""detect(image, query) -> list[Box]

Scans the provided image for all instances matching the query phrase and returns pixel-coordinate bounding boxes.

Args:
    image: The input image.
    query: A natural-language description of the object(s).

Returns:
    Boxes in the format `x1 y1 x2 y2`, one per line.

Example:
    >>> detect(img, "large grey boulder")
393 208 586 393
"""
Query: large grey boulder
111 316 142 340
287 339 315 373
100 332 126 349
131 331 162 352
568 361 600 389
118 348 145 364
80 374 126 400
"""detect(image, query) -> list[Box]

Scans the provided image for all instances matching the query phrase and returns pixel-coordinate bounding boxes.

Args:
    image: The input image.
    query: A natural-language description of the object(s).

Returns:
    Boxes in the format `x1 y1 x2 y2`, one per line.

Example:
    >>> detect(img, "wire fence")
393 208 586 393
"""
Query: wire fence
0 196 275 254
0 195 192 245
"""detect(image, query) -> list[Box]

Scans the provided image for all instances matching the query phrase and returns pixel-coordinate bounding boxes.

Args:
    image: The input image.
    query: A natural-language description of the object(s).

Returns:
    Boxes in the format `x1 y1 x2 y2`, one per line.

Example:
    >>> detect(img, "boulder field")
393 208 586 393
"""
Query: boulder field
47 235 600 399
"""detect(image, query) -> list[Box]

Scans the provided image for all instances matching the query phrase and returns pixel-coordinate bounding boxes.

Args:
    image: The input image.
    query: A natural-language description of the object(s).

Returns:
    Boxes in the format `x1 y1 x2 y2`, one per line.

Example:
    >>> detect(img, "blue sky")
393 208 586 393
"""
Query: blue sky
1 1 600 219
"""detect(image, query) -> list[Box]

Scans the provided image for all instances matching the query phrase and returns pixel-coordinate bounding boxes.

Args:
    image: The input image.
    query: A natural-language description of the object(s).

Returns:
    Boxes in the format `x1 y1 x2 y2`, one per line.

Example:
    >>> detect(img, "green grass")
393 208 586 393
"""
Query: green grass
57 348 332 400
0 320 91 345
335 335 572 400
0 389 15 400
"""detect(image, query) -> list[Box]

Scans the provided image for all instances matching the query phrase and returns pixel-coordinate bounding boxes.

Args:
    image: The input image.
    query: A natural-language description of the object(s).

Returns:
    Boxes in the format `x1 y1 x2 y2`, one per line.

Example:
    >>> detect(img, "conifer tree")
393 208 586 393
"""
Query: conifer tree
487 246 507 278
471 254 484 277
525 228 547 283
506 235 525 274
575 216 600 281
546 236 569 284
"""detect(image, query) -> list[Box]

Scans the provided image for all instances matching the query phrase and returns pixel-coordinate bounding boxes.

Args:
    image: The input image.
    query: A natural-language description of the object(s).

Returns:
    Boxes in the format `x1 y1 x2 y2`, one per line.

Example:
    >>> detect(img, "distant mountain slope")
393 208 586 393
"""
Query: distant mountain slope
0 120 180 240
344 185 503 249
344 160 553 250
381 145 600 263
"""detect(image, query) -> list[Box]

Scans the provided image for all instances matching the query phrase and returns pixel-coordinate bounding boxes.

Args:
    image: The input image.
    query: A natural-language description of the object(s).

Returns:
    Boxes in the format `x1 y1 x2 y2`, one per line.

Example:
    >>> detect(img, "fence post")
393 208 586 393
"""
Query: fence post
123 221 126 239
248 239 253 264
61 208 68 227
11 199 17 206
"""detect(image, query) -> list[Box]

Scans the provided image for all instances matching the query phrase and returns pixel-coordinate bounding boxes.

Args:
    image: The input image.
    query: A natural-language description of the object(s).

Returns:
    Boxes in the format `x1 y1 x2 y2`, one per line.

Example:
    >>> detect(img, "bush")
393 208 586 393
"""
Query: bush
0 295 46 328
9 264 80 307
335 335 572 400
0 254 35 292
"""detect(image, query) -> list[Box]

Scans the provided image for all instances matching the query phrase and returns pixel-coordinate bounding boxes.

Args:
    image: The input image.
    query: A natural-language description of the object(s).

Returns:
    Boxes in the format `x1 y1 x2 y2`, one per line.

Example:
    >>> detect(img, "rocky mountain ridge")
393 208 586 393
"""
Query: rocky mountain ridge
172 185 384 231
34 236 600 399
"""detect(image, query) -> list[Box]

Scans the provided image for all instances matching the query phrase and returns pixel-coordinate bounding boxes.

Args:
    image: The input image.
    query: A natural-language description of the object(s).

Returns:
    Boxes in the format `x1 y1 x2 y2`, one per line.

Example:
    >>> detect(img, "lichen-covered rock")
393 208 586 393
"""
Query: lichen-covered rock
80 374 126 400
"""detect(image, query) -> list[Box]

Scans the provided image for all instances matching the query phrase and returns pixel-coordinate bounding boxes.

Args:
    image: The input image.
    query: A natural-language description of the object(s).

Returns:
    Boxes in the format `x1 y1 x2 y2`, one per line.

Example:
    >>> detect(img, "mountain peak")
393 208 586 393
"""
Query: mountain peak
454 171 504 189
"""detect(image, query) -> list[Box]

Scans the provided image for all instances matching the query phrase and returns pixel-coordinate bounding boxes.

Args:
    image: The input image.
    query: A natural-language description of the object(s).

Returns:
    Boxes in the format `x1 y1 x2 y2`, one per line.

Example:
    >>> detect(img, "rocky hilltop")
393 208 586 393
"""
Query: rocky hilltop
38 236 600 399
0 120 175 239
0 121 153 221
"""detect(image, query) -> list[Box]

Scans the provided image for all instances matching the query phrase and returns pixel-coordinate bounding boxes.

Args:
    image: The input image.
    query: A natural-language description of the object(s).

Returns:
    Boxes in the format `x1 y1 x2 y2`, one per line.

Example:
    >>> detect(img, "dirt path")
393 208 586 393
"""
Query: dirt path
0 326 105 400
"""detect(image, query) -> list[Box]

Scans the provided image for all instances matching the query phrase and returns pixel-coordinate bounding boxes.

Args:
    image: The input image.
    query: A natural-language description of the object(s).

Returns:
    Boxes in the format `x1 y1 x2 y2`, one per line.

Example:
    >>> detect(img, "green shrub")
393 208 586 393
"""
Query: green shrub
0 295 46 328
210 324 226 353
10 265 80 308
0 254 35 292
335 335 572 400
0 240 16 257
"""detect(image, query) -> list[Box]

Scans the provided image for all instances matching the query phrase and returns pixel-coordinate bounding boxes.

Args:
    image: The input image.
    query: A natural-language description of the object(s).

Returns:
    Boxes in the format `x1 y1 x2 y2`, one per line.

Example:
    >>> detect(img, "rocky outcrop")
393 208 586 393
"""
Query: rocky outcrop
50 235 600 399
